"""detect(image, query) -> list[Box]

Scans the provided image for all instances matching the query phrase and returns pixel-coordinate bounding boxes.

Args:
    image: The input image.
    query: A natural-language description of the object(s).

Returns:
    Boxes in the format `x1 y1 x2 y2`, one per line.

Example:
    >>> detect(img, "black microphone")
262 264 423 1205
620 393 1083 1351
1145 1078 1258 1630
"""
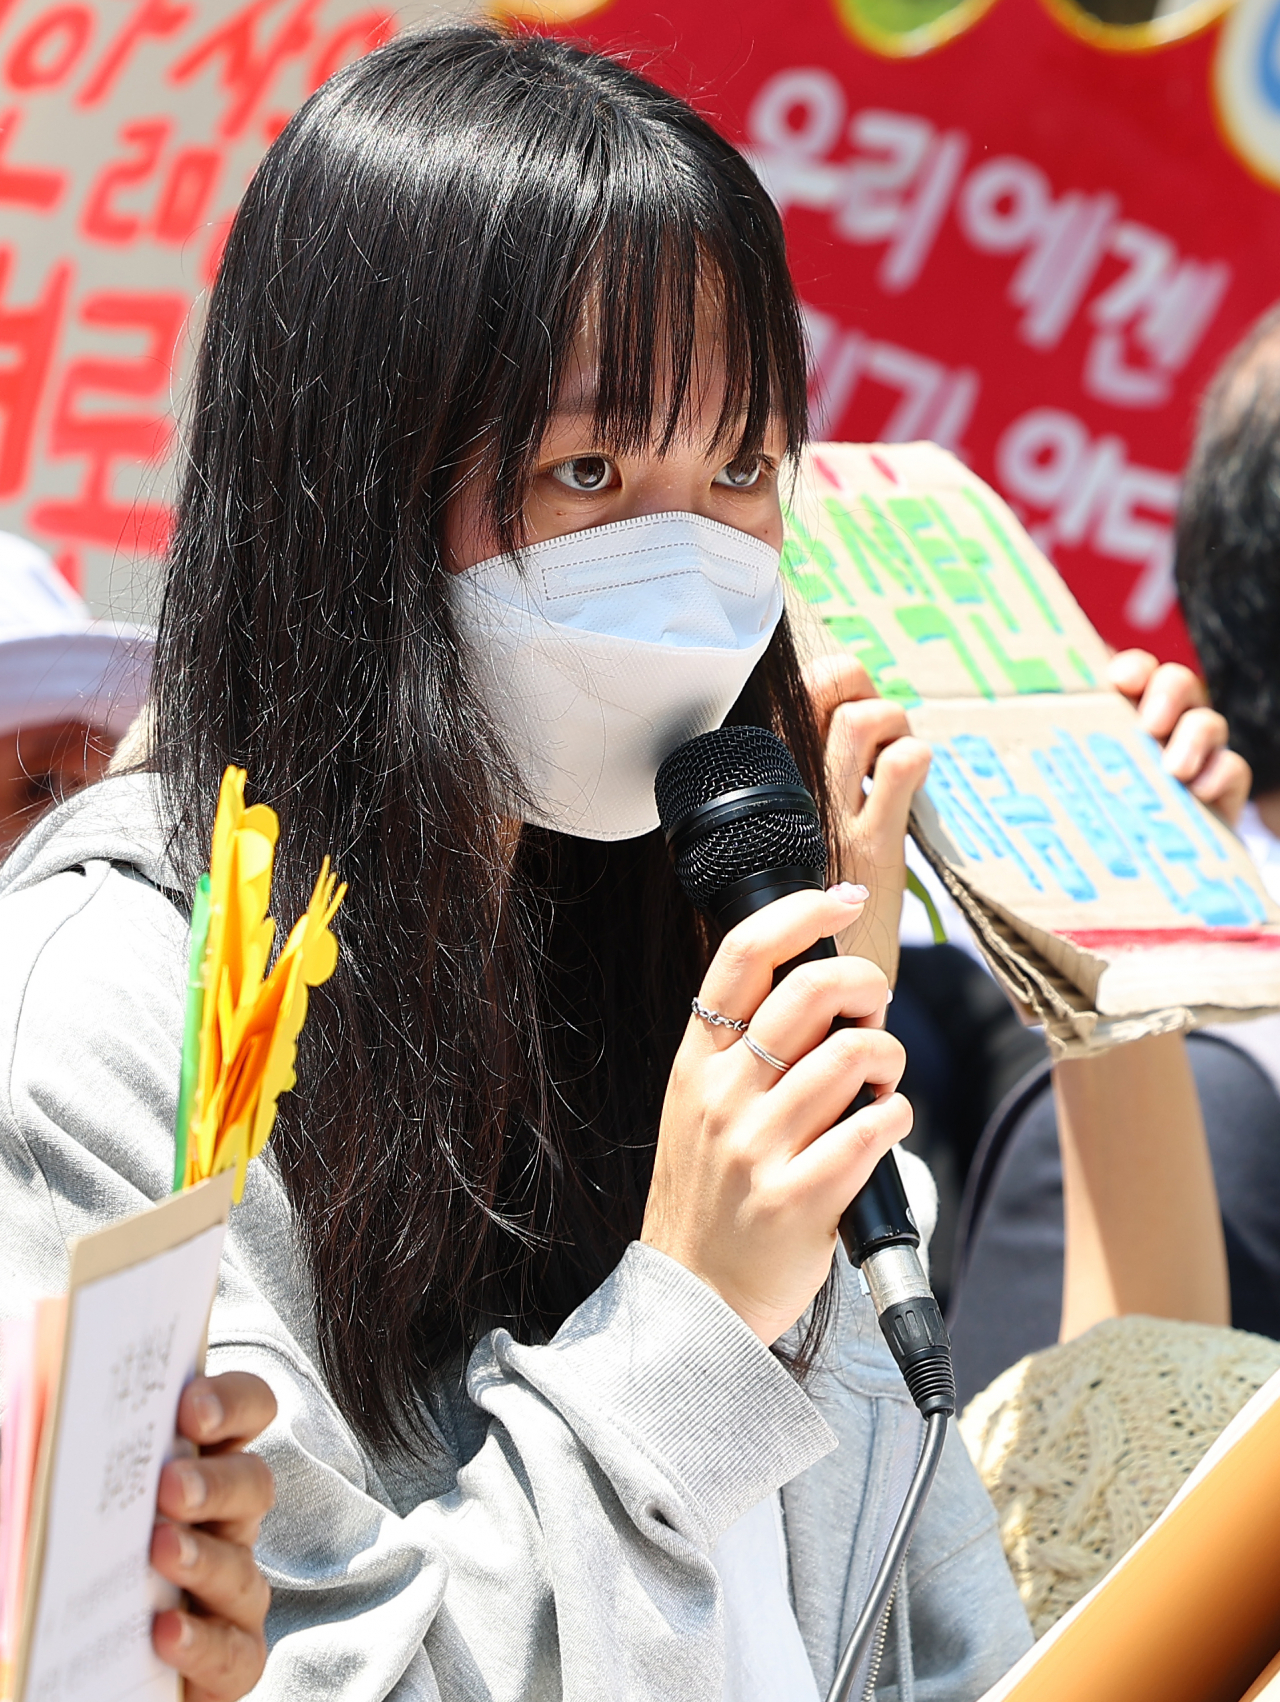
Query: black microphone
655 724 955 1419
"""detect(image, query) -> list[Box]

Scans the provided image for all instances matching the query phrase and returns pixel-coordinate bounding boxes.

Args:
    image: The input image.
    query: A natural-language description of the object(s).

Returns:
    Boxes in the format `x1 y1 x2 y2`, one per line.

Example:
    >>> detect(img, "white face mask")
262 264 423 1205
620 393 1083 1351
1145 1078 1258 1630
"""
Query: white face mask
450 511 783 841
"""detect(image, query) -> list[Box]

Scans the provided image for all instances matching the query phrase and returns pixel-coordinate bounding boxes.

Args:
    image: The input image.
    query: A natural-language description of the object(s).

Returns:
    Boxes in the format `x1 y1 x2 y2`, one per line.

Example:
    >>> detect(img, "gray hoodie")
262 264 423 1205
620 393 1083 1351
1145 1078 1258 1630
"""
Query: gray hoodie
0 776 1031 1701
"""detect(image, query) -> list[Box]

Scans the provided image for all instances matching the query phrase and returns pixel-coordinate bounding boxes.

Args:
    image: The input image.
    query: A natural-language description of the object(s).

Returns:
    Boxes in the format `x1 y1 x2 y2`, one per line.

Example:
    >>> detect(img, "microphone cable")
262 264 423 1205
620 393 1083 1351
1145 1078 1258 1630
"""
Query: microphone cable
825 1411 948 1702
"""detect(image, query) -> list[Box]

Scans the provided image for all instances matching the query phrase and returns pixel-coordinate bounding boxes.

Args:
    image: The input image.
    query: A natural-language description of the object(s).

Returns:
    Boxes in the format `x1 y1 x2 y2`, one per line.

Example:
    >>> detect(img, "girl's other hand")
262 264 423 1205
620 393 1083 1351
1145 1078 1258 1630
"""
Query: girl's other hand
151 1371 277 1702
1109 649 1252 826
642 887 912 1345
805 655 932 984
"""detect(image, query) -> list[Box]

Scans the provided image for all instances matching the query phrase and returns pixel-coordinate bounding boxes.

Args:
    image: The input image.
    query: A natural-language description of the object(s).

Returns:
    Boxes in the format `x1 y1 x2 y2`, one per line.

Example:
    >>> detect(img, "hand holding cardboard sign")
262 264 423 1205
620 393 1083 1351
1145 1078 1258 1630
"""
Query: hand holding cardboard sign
150 1372 276 1702
1109 649 1252 826
805 651 933 984
0 766 342 1702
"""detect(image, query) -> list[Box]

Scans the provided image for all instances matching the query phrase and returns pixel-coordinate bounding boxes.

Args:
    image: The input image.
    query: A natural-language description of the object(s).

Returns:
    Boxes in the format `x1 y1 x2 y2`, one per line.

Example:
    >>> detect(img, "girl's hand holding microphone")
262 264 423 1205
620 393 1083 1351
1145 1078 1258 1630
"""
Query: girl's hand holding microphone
641 884 911 1348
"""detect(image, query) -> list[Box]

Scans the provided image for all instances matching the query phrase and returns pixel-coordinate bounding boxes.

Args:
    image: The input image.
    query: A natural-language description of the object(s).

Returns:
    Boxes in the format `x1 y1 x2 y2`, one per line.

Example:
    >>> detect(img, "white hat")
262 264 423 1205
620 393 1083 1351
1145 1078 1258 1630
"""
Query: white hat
0 532 154 742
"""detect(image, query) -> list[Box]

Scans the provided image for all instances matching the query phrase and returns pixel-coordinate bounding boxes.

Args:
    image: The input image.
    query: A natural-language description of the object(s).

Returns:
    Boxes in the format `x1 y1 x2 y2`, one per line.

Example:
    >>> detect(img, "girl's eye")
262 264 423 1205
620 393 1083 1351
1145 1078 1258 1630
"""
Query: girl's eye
714 459 764 490
549 455 618 493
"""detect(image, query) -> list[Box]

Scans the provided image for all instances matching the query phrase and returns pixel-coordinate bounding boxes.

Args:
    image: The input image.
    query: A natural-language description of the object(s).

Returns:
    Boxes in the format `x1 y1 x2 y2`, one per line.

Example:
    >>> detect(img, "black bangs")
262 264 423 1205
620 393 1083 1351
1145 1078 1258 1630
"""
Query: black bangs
590 201 797 463
380 29 811 546
201 27 808 558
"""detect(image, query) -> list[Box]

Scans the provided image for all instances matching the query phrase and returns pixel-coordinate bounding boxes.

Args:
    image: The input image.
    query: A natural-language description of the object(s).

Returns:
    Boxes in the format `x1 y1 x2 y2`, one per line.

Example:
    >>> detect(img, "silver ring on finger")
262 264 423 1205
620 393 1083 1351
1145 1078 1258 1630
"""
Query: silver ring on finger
691 997 749 1034
742 1032 792 1074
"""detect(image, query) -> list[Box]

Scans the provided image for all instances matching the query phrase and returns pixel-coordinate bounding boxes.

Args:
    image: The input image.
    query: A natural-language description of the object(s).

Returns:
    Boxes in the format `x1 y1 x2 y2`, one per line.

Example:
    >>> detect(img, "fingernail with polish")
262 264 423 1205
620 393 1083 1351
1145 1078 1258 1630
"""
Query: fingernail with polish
176 1463 207 1512
828 882 869 903
190 1388 223 1436
177 1528 199 1569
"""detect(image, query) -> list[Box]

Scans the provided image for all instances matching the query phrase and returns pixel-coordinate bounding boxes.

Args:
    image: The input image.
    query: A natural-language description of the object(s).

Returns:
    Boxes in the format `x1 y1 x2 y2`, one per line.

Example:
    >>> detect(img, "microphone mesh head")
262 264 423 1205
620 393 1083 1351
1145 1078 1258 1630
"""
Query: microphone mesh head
655 726 827 912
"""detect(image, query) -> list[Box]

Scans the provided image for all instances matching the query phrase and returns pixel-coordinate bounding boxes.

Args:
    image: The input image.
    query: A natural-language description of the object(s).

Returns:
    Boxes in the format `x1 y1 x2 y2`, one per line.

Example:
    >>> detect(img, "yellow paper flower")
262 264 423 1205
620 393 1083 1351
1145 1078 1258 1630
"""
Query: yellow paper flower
182 767 345 1200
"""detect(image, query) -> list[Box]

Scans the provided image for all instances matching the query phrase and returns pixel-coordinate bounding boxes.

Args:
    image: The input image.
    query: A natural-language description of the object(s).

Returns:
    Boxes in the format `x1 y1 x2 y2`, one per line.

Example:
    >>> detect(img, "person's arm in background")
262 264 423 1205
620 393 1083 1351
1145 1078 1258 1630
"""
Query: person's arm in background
1055 1033 1229 1338
1055 651 1251 1340
151 1371 277 1702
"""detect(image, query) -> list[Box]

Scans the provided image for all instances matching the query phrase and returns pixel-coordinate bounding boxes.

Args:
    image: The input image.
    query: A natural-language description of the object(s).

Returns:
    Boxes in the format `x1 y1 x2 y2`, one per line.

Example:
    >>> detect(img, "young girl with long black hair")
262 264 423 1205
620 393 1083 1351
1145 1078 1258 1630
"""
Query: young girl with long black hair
0 26 1037 1700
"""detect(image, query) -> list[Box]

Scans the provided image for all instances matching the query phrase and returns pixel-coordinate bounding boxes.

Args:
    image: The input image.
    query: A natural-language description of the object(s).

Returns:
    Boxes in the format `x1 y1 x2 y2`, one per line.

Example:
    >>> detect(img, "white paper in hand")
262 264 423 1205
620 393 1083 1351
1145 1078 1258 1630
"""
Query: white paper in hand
21 1220 226 1702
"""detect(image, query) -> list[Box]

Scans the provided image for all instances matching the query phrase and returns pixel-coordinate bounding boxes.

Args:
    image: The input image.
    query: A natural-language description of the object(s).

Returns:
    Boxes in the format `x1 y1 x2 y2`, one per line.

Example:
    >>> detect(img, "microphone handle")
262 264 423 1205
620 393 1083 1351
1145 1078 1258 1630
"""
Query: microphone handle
777 934 920 1266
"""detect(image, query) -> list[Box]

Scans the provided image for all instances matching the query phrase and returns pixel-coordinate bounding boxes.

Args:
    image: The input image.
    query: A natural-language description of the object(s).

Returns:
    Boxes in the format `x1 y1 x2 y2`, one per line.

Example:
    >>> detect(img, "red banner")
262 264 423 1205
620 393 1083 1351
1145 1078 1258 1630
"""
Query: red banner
0 0 409 614
546 0 1280 665
7 0 1280 660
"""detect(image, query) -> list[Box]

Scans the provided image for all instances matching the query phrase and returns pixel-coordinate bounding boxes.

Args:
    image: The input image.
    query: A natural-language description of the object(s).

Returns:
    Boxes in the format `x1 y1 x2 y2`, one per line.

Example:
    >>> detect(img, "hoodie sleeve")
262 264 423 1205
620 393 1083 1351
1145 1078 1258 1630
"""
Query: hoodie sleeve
0 855 838 1702
213 1244 836 1702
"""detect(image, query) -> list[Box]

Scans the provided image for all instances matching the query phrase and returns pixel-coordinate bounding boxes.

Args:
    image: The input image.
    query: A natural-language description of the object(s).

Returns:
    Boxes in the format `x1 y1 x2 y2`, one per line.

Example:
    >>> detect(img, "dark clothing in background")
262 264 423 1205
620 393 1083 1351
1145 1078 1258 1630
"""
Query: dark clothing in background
947 1033 1280 1410
888 944 1047 1307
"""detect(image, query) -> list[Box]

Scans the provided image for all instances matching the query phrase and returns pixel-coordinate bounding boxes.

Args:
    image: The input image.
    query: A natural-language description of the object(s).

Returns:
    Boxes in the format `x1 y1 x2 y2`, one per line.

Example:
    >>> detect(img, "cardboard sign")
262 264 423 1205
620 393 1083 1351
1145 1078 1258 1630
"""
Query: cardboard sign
548 0 1280 666
785 442 1280 1055
4 1172 233 1702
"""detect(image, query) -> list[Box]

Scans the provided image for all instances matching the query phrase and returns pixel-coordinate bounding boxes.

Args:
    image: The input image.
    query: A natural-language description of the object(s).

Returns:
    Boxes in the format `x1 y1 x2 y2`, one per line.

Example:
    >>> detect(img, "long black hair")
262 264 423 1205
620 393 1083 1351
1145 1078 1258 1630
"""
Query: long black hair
153 24 830 1455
